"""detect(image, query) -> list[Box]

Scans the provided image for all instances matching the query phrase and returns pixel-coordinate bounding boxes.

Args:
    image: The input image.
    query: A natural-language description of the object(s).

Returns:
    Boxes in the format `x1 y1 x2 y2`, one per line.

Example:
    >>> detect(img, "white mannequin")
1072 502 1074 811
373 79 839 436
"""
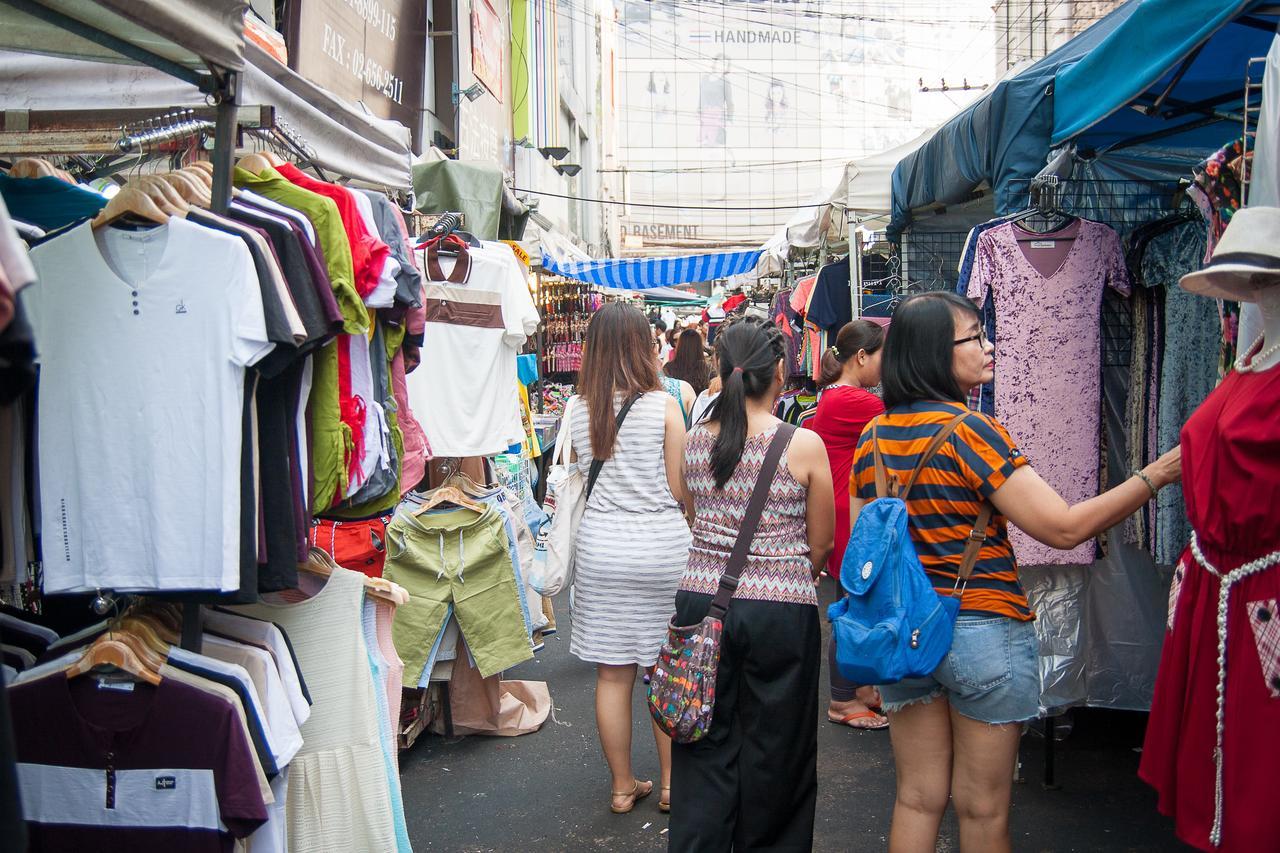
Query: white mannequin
1221 276 1280 373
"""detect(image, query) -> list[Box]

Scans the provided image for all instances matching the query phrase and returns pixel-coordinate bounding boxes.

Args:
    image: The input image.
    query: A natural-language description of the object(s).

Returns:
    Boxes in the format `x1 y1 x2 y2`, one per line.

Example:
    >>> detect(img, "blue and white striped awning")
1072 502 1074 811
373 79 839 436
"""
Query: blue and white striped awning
540 249 763 289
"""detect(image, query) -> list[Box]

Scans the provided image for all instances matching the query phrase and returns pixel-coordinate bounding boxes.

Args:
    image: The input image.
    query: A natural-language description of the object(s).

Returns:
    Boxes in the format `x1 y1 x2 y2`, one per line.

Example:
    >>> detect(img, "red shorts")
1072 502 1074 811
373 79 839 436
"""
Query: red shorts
311 516 393 578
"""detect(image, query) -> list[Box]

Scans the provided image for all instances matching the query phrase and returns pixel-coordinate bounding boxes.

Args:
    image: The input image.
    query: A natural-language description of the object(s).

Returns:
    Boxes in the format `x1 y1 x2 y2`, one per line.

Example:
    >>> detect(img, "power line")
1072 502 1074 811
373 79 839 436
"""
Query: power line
514 186 829 211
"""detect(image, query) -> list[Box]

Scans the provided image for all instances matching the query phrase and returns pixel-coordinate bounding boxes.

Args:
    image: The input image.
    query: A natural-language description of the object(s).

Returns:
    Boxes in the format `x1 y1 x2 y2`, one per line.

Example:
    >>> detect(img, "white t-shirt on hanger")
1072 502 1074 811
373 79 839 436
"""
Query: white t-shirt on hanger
24 219 272 593
406 241 538 457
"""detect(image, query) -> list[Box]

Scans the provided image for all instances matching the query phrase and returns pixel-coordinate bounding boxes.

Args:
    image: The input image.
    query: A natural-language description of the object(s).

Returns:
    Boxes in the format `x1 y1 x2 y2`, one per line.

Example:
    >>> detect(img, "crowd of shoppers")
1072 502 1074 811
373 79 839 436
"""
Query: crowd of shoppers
570 298 1181 852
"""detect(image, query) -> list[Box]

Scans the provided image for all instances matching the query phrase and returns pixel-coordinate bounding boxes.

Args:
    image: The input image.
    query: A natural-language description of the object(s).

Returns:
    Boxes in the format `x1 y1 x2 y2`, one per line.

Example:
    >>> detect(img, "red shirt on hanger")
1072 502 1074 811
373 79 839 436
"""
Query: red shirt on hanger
275 163 389 299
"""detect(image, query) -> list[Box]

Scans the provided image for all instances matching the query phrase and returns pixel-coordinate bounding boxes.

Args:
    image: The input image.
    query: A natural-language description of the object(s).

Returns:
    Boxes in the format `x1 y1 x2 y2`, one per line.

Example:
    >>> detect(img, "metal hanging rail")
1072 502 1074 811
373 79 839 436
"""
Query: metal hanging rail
0 104 275 156
116 109 214 153
1242 56 1267 206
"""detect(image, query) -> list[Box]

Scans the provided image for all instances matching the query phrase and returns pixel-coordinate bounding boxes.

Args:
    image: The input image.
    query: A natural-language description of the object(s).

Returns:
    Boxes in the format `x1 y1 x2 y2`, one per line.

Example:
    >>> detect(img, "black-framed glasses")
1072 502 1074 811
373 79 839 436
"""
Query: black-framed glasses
953 330 988 347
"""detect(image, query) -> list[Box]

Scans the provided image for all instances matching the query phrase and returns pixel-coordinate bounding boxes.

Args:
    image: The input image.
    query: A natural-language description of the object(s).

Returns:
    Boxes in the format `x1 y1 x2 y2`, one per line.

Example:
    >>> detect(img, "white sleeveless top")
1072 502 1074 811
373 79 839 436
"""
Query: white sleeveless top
234 568 396 852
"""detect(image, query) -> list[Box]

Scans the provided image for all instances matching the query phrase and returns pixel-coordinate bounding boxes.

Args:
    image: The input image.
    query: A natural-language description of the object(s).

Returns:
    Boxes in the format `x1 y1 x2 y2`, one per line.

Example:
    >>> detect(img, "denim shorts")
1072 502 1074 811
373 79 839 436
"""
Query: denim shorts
878 614 1040 725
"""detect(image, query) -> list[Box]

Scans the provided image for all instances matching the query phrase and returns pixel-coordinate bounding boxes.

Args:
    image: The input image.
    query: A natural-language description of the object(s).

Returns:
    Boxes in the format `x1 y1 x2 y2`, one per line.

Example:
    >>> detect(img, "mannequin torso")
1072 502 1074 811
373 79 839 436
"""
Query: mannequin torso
1238 281 1280 372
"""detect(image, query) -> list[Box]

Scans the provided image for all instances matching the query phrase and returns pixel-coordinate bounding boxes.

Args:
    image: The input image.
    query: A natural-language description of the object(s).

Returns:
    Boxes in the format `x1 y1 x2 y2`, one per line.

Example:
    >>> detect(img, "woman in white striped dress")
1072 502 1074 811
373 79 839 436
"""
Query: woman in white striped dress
569 302 692 815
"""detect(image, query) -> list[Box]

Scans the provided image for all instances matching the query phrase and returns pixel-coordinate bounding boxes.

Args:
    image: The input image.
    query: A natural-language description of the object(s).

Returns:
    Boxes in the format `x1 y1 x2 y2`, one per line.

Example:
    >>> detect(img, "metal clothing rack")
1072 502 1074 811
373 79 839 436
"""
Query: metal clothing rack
1 0 247 650
0 105 322 187
1242 55 1267 206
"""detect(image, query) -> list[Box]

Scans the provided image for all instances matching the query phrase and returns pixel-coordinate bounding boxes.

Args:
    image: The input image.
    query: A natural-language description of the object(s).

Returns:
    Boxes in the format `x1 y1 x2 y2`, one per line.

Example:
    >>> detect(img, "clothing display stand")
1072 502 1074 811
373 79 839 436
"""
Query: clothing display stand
896 171 1223 792
6 106 238 654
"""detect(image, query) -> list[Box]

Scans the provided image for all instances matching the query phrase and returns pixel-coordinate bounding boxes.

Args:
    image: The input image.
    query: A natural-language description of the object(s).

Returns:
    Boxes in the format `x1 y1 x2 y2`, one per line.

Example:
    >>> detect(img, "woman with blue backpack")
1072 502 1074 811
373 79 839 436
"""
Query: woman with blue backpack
844 291 1181 853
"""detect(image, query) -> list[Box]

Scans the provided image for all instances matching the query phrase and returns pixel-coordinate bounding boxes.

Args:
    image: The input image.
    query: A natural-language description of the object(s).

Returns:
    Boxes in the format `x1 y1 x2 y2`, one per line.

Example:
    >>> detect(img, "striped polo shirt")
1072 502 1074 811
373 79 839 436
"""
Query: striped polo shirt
851 400 1034 621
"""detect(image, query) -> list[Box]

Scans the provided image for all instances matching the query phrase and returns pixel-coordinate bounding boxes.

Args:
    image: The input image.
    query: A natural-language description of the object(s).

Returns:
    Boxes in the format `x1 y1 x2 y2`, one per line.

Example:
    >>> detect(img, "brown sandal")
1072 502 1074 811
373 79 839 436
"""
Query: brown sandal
658 786 670 813
610 779 654 814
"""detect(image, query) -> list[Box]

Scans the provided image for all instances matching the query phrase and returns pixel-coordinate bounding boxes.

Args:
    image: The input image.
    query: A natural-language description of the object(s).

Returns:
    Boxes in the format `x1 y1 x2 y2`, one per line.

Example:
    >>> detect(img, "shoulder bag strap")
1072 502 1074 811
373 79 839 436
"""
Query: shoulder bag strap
586 393 643 500
708 423 797 620
552 395 577 467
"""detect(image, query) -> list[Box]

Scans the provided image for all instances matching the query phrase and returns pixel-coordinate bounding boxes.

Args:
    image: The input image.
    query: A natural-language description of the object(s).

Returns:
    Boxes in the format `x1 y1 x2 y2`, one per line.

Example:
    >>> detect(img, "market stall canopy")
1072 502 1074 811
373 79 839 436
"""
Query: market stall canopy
889 2 1137 236
1052 0 1280 151
542 249 763 289
846 129 937 217
597 284 703 302
412 154 528 241
0 0 247 81
778 164 850 251
0 41 413 187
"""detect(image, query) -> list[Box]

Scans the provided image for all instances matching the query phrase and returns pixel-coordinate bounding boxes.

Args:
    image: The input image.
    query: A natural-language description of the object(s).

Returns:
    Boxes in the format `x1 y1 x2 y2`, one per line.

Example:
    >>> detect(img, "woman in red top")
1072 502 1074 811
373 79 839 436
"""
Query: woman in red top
809 320 887 729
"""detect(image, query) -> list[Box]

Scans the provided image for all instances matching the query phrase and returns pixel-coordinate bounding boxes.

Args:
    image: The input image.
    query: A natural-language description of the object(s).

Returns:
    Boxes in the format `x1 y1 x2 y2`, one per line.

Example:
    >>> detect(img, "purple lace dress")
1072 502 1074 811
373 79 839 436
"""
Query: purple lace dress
969 219 1130 566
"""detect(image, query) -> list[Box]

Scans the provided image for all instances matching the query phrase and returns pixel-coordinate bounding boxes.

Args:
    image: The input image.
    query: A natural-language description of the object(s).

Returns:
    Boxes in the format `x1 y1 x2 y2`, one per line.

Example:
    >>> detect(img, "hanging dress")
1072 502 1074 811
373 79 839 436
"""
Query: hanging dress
234 568 398 852
1139 352 1280 852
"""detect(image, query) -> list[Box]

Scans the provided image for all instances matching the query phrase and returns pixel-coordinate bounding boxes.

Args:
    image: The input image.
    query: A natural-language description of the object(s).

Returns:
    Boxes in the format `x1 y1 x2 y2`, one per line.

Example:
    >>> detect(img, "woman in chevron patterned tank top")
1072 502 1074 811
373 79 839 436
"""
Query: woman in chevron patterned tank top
669 315 835 852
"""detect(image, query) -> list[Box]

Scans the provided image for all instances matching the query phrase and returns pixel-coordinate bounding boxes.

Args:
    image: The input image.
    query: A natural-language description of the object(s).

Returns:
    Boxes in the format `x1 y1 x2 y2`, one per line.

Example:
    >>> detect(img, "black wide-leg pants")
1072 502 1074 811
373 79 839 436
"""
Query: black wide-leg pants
668 591 821 853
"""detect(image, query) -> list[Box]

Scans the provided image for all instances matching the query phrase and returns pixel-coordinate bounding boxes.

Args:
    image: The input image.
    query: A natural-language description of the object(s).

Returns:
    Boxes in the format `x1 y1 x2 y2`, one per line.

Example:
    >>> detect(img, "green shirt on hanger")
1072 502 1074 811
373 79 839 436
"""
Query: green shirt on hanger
233 166 356 512
232 166 366 335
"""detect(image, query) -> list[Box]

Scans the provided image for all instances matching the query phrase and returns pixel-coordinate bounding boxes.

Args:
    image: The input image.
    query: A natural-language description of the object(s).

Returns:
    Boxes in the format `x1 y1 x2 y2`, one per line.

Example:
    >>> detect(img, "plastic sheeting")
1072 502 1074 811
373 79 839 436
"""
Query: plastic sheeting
0 0 247 75
0 43 414 188
1053 0 1278 152
1020 356 1172 716
413 158 531 241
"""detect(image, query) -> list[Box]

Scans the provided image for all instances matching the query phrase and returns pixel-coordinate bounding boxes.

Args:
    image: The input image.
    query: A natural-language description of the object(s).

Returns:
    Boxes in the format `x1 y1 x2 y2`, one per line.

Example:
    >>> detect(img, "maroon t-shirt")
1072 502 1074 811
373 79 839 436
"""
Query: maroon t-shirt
9 675 267 852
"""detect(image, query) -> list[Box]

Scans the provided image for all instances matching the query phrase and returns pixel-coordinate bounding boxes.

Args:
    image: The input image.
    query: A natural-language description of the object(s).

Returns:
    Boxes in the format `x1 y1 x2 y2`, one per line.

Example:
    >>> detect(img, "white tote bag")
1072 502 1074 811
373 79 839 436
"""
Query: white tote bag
529 396 586 596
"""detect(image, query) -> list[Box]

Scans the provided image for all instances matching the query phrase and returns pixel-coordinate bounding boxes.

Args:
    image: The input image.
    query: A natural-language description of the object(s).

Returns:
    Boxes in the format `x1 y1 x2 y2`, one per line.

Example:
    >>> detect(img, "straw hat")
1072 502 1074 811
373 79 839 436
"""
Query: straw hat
1181 206 1280 301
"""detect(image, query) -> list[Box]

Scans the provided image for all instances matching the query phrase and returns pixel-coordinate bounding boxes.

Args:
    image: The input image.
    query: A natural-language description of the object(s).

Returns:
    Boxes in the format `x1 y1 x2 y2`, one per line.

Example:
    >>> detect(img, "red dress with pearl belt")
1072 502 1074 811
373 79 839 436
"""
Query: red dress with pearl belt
1139 358 1280 851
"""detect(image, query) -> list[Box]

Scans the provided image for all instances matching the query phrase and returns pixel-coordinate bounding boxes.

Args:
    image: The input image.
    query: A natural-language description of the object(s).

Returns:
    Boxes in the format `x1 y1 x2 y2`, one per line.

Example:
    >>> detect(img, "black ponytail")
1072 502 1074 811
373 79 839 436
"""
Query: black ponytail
707 316 786 489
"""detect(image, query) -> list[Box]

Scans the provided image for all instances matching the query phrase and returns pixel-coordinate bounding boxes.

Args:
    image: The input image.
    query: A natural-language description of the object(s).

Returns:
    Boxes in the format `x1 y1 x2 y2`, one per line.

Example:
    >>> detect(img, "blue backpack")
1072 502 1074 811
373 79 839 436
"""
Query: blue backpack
828 413 993 685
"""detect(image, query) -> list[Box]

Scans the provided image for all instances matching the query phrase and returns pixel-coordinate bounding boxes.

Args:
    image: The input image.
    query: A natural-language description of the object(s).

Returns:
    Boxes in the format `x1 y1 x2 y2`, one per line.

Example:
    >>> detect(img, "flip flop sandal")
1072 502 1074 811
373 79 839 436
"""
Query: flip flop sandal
610 779 654 814
828 710 889 730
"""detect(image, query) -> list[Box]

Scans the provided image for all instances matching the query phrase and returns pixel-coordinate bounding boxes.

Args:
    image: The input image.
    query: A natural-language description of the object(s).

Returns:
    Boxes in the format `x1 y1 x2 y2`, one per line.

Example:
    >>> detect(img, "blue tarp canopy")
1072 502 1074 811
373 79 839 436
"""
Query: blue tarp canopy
888 3 1137 236
1053 0 1279 151
892 0 1280 237
540 249 762 289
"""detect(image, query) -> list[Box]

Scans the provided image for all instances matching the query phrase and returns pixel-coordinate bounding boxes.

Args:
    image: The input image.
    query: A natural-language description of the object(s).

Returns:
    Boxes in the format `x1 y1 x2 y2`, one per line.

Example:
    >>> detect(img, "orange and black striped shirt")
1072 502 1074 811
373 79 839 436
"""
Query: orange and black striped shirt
851 400 1033 621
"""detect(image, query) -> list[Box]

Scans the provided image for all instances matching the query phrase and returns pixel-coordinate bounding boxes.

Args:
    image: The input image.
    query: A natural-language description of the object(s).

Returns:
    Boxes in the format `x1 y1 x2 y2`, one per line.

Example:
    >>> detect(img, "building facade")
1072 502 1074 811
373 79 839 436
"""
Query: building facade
993 0 1126 72
613 0 996 254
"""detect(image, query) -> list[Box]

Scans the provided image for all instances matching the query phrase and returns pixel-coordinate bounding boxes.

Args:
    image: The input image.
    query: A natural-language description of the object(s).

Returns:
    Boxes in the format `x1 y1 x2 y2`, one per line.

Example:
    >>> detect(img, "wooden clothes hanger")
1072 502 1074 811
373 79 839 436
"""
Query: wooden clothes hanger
109 622 169 671
91 187 170 229
300 548 407 605
65 633 162 686
128 176 189 216
412 482 485 516
444 469 490 496
161 171 211 207
237 152 276 175
9 157 58 179
182 165 214 189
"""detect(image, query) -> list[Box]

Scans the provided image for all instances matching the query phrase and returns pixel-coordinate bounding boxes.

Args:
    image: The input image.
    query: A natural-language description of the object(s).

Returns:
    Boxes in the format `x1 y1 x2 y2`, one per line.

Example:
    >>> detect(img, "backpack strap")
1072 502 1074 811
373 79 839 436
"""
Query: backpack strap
708 423 797 620
586 393 643 501
870 412 967 499
871 421 893 499
902 412 970 497
955 503 995 590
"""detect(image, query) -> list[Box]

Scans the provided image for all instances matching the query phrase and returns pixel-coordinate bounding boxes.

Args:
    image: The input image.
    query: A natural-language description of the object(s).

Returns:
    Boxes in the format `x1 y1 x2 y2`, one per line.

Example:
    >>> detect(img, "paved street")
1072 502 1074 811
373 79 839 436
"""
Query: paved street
399 581 1190 852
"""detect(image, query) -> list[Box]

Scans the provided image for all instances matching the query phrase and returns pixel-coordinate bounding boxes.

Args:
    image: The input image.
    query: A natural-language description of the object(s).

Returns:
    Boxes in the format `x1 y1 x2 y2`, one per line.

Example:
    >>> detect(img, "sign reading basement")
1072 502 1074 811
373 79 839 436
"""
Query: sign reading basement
286 0 426 129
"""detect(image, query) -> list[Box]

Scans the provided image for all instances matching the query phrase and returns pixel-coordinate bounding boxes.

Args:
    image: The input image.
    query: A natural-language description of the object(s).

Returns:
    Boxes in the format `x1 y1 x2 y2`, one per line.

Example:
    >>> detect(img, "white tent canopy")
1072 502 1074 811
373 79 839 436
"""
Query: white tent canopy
0 42 413 188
